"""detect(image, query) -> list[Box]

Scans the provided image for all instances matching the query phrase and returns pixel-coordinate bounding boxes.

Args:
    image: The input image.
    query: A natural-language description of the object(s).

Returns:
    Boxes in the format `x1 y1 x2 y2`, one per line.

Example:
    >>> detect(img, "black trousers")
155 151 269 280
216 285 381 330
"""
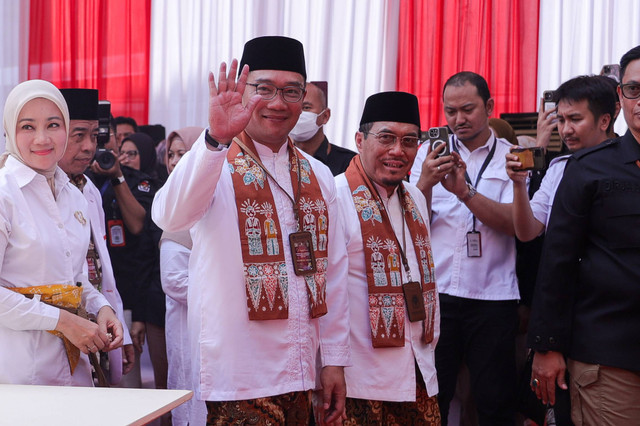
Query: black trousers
436 293 518 426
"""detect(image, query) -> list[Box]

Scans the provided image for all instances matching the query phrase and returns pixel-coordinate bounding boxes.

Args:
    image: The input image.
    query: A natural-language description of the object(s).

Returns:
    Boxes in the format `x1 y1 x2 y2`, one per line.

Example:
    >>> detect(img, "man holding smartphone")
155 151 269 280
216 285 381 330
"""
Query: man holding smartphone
410 72 517 425
506 75 617 242
528 45 640 425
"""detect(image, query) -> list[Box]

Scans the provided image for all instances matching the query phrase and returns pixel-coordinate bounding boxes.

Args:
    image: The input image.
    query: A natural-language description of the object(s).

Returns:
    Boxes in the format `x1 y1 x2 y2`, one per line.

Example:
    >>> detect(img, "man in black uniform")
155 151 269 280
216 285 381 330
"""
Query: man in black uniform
528 45 640 424
290 81 356 175
87 124 156 387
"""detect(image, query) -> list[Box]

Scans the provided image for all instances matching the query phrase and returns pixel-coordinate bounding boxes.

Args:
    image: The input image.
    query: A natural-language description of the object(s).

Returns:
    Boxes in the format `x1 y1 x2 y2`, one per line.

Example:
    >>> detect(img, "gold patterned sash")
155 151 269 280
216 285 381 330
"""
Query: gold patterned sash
11 284 83 374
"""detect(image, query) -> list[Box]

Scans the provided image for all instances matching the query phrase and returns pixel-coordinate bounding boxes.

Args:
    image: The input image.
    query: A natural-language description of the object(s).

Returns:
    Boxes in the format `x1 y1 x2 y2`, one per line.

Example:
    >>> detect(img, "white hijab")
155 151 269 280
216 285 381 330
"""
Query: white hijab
1 80 70 177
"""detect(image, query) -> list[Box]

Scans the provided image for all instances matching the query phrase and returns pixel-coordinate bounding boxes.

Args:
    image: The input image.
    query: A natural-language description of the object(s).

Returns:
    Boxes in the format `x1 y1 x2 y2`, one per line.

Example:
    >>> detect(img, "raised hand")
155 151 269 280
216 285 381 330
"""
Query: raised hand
505 149 529 185
207 60 262 144
536 97 557 150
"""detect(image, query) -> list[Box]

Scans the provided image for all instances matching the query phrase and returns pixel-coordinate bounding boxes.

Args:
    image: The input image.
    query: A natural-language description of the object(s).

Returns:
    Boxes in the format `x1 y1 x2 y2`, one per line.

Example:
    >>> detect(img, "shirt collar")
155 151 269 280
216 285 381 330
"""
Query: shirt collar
453 129 495 154
254 138 290 158
5 155 70 197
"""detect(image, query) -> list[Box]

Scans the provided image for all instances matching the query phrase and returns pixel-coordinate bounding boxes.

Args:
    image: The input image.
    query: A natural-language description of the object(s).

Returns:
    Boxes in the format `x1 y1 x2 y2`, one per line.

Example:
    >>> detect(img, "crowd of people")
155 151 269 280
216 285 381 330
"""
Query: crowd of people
1 35 639 426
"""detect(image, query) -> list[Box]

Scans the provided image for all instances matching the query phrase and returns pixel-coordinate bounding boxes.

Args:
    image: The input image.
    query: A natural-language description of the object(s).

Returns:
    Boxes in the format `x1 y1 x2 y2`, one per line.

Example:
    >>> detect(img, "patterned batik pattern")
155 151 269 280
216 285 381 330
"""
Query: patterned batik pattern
343 365 441 425
206 390 311 426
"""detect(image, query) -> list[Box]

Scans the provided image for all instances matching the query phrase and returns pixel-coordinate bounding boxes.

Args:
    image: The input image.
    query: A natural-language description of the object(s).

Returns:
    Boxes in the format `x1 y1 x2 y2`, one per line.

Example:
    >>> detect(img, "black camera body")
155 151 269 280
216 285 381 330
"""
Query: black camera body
95 101 115 170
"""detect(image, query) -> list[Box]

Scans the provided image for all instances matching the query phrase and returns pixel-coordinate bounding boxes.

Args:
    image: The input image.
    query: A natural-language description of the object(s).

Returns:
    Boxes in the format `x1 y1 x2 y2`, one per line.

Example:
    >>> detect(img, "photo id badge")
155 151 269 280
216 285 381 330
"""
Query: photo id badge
289 231 316 276
466 231 482 257
403 281 426 322
107 219 126 247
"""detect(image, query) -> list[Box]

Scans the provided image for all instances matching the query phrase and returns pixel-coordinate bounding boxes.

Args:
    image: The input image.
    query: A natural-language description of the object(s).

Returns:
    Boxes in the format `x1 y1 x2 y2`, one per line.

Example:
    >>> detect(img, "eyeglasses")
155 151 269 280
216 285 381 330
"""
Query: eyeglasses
122 150 139 159
246 83 305 103
368 131 420 149
620 82 640 99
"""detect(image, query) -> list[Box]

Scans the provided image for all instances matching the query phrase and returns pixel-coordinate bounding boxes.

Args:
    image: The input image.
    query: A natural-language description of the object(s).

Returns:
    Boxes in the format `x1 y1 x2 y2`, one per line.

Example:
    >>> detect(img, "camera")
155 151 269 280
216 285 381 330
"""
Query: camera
95 101 115 170
428 127 451 158
511 146 545 172
543 90 556 112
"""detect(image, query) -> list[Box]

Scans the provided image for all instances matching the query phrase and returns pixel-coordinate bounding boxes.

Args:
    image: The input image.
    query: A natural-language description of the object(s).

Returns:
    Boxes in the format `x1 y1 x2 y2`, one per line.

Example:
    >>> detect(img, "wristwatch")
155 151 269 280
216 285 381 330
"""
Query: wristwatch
458 182 477 203
111 175 126 186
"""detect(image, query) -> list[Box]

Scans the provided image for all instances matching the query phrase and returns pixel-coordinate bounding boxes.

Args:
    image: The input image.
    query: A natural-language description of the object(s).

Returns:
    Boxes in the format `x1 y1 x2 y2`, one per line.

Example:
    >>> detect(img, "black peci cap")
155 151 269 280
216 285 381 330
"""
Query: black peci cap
359 91 421 128
60 88 99 120
239 36 306 79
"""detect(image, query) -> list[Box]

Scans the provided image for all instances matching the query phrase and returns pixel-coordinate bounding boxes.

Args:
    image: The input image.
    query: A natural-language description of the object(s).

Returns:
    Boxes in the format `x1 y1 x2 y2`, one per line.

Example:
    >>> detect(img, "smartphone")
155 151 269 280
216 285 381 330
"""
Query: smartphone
601 64 620 82
428 127 451 158
543 90 556 112
511 147 545 171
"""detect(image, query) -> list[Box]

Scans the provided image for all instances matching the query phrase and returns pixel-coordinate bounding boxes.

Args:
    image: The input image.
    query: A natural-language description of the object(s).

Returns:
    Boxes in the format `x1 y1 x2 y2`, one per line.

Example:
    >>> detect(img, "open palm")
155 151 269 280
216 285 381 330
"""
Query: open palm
208 59 261 142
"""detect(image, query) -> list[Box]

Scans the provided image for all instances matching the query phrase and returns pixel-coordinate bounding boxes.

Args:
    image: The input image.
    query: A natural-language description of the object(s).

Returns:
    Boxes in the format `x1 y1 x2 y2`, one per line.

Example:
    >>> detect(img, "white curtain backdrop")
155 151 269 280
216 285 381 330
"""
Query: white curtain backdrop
538 0 640 136
3 1 640 150
0 0 29 152
148 0 399 151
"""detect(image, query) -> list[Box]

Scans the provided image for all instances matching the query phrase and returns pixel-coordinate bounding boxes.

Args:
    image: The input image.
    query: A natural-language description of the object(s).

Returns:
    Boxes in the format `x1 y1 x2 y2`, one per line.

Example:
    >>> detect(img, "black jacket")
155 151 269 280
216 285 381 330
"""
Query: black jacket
528 131 640 372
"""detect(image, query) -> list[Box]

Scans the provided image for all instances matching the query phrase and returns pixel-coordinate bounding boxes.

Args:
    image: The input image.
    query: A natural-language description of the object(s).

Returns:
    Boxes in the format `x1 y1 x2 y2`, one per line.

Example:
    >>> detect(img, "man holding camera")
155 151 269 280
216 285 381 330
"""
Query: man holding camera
506 75 617 242
528 46 640 425
58 88 135 385
89 128 155 388
410 72 517 425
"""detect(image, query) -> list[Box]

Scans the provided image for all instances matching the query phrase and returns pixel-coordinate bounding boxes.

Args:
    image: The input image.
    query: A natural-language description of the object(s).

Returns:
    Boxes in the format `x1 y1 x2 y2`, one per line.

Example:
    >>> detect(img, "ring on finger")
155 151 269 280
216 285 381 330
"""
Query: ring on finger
437 165 441 171
532 378 540 388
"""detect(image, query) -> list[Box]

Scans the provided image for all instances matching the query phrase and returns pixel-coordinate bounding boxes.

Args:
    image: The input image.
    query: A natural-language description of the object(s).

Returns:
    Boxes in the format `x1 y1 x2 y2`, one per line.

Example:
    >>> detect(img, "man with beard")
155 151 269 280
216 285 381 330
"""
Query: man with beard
337 91 441 424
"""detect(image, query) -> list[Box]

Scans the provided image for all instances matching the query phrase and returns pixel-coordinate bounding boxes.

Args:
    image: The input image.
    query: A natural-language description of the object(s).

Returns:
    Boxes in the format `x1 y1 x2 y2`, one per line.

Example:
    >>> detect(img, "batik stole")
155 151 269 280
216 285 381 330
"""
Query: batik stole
11 284 83 373
227 132 328 320
345 156 436 347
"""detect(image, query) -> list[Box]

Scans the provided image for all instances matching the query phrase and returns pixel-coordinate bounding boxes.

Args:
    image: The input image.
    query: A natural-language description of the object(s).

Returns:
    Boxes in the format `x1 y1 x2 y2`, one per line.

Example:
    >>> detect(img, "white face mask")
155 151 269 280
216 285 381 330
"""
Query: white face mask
290 110 325 142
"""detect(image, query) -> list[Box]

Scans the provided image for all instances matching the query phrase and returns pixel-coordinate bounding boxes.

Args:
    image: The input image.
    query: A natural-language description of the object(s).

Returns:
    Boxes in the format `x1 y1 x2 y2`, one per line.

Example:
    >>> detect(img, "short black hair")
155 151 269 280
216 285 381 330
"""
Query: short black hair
620 45 640 81
553 75 616 127
114 116 139 131
442 71 491 104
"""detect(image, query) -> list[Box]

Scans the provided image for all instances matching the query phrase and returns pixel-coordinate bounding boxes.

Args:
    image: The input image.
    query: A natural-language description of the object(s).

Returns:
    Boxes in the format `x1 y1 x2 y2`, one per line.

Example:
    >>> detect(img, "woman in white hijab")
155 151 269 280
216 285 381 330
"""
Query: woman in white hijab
0 80 123 386
160 127 207 426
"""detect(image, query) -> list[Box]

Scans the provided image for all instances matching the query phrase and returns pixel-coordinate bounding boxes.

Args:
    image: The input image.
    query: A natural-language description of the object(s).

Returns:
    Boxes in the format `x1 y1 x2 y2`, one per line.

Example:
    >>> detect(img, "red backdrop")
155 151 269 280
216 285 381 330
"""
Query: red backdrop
28 0 151 124
396 0 540 129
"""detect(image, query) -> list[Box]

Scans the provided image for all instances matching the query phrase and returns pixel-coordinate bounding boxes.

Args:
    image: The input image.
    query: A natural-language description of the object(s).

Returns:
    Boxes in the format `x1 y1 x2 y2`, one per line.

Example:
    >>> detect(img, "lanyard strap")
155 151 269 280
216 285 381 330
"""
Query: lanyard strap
369 183 413 283
451 134 498 187
451 135 498 231
234 138 304 229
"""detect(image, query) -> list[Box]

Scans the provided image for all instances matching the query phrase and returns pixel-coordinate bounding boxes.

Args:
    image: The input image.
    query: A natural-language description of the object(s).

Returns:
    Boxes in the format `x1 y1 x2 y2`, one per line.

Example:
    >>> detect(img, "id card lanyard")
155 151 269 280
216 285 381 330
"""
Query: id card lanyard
233 138 317 275
370 184 426 322
451 135 497 257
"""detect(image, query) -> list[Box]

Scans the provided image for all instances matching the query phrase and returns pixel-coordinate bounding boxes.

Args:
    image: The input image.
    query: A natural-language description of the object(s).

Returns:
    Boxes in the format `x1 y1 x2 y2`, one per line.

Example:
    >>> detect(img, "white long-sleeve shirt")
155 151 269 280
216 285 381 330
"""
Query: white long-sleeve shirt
0 156 110 385
336 177 440 401
410 133 519 301
529 155 570 229
83 177 132 384
152 132 351 401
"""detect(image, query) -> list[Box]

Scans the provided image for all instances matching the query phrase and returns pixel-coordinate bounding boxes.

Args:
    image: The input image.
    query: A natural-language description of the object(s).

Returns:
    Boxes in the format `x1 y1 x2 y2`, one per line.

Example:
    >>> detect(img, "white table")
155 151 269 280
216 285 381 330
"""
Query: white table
0 384 192 425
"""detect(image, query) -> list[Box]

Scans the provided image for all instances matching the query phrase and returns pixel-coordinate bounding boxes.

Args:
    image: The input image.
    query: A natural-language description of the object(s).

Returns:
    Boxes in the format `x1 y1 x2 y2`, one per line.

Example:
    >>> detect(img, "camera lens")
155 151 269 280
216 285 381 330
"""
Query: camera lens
95 149 115 170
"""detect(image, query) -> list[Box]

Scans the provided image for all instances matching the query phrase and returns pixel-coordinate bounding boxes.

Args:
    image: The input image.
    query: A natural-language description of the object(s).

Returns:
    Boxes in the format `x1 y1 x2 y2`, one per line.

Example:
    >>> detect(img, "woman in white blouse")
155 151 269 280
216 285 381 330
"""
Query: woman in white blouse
0 80 123 386
159 127 206 426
